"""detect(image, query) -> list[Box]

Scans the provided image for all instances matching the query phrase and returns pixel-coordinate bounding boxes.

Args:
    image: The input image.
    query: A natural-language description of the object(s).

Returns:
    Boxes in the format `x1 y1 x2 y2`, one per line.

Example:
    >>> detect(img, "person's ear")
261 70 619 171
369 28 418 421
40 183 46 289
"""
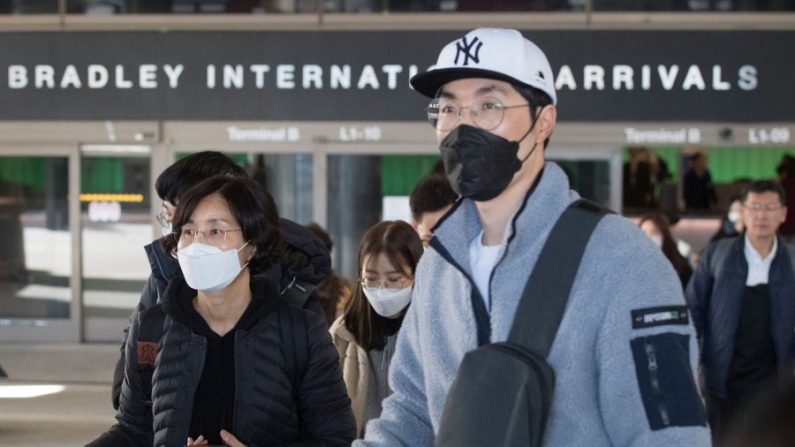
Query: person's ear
535 105 557 144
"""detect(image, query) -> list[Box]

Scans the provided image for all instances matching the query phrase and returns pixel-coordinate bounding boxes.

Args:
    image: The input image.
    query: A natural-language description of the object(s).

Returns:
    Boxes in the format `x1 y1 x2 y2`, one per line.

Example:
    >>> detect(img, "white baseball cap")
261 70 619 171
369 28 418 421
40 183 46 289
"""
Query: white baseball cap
410 28 557 105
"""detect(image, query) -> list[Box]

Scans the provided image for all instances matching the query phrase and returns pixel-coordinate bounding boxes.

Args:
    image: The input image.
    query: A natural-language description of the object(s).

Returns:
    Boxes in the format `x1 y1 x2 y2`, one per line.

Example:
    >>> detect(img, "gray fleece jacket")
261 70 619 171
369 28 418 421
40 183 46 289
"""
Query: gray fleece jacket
356 162 710 446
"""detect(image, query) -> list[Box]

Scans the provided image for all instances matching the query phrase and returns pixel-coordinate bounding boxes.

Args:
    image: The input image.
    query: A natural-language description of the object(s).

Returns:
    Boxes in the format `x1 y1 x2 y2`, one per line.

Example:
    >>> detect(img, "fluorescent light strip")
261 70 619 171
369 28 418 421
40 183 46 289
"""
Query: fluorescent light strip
81 144 150 154
0 384 66 399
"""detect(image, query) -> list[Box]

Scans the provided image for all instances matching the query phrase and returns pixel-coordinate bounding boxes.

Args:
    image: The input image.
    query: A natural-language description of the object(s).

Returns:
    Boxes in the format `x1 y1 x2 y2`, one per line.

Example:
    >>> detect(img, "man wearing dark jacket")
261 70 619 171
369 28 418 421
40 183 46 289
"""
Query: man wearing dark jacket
112 151 331 410
686 180 795 442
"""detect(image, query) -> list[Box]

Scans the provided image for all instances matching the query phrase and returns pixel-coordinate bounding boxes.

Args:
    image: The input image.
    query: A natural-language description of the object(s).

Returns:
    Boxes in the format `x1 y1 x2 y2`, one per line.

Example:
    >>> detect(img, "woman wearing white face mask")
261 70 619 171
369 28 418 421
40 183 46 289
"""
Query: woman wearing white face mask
711 195 745 243
639 211 693 289
88 175 355 447
329 220 423 437
111 151 333 412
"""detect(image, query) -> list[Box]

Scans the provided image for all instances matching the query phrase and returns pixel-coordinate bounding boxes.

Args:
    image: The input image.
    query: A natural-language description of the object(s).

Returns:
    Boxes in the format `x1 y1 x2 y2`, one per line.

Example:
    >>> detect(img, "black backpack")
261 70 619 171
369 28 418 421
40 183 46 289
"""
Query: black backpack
436 200 609 447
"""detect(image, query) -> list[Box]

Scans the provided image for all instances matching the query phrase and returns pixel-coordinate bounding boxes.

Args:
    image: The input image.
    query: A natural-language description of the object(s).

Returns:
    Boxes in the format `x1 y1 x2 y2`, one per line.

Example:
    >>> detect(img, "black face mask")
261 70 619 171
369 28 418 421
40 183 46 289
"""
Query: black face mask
439 124 537 202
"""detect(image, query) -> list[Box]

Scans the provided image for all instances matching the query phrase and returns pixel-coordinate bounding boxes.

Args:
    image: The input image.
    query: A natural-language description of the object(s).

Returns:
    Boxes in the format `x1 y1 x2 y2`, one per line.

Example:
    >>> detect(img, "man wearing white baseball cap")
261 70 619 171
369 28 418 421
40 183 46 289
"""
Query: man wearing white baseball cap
355 28 710 446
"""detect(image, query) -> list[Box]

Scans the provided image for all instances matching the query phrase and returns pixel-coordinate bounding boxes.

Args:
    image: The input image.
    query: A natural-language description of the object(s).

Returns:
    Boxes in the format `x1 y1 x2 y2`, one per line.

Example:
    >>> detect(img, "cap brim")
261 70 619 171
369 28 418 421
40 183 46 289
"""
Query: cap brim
410 67 523 98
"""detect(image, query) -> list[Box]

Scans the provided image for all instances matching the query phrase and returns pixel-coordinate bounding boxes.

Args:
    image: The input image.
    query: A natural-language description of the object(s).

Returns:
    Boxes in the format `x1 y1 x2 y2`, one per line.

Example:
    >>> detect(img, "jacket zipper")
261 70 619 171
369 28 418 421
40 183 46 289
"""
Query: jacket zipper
645 342 670 427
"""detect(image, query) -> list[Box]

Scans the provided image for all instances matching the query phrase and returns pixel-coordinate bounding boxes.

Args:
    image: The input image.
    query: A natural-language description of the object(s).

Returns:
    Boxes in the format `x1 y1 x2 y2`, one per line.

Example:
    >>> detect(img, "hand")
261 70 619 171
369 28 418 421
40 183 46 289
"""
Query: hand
220 429 247 447
187 435 209 445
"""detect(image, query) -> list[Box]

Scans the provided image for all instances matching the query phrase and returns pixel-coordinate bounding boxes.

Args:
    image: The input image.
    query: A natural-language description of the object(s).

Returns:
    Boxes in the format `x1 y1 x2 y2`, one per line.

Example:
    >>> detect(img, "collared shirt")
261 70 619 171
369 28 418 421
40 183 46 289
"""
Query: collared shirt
744 234 778 286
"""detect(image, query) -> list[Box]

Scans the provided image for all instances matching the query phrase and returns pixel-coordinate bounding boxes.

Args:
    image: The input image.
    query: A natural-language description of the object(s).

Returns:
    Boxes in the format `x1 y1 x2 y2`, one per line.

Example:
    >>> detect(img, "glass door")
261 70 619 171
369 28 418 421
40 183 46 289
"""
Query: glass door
547 146 623 213
0 149 78 342
80 145 152 342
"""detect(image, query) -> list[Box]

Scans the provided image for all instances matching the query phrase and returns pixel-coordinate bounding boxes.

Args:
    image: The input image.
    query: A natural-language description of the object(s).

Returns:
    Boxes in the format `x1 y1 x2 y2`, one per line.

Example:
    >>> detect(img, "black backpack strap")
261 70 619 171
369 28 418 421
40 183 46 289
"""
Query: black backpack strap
278 304 309 394
508 199 610 357
278 303 309 437
786 241 795 279
708 237 735 282
281 277 317 309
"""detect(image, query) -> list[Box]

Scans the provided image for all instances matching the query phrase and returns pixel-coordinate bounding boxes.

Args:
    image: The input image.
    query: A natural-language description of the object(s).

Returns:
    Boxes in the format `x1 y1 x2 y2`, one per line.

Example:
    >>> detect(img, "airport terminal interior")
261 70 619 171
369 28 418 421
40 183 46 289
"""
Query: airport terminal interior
0 1 793 446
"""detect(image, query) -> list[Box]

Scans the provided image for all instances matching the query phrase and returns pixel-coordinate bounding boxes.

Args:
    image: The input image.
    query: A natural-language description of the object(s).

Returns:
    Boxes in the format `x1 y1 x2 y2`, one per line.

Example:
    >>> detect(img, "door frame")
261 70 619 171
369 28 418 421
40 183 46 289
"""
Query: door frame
79 144 156 342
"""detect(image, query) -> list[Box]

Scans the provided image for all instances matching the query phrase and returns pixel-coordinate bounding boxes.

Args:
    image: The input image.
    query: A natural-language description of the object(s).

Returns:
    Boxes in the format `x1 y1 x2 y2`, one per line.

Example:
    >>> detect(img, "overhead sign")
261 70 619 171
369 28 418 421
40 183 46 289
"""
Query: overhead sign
0 31 792 122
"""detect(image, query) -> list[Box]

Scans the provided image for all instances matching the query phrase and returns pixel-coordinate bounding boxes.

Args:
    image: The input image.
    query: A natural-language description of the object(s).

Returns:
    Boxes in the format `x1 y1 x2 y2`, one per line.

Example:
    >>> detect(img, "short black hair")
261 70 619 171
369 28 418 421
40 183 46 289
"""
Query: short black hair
409 174 458 221
740 180 786 205
162 175 283 272
155 151 247 205
510 83 554 149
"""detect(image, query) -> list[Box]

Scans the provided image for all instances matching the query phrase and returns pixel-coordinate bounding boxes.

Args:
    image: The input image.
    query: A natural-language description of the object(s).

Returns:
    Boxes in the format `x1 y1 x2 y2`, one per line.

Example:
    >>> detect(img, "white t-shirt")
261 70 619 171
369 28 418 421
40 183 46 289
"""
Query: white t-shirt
468 230 502 312
744 234 777 286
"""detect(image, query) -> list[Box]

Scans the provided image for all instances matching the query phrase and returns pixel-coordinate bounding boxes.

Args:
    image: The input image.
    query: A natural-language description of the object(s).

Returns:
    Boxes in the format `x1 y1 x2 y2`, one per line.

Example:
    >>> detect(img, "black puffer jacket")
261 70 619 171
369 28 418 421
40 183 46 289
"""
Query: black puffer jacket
112 218 331 409
90 276 356 447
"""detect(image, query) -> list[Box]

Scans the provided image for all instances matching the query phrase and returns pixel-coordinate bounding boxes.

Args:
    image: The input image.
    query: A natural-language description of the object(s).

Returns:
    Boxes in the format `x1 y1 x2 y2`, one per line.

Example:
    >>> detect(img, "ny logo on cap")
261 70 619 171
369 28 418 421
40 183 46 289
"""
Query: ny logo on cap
454 36 483 66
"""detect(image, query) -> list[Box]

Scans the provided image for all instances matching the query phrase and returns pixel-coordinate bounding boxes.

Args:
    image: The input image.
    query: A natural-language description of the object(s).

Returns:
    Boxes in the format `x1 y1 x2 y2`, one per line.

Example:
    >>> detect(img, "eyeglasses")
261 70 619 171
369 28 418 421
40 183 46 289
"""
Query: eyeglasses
361 277 412 290
427 97 531 131
155 211 170 230
743 203 784 213
174 227 243 245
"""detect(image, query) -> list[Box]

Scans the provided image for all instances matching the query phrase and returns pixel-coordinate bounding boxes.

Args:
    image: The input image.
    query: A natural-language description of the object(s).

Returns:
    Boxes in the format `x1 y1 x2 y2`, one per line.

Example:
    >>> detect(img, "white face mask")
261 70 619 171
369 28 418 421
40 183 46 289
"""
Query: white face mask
650 235 663 248
728 211 741 223
177 241 249 293
362 287 412 318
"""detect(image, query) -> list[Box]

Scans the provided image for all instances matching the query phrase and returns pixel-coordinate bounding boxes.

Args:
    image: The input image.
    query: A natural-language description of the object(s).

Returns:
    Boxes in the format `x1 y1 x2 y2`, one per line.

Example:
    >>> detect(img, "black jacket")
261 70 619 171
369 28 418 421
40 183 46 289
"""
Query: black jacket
112 218 332 409
685 235 795 397
90 276 356 447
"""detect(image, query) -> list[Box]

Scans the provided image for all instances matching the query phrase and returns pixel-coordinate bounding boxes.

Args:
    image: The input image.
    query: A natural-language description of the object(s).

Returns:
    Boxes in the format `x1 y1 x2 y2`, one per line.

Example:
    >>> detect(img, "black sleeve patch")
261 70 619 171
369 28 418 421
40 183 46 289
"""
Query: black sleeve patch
631 306 689 329
630 333 707 431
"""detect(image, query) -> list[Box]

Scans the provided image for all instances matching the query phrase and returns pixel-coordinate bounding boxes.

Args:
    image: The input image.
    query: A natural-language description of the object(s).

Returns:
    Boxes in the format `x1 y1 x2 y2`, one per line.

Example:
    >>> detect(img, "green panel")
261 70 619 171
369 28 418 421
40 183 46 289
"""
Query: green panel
654 147 680 180
381 155 443 196
623 147 795 183
708 147 795 183
0 157 46 193
229 153 249 166
81 157 124 193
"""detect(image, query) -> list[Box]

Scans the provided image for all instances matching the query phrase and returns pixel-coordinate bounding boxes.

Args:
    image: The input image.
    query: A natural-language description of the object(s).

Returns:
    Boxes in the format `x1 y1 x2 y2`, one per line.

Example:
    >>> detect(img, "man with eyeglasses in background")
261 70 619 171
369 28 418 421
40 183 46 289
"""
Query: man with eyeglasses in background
687 180 795 444
356 28 709 446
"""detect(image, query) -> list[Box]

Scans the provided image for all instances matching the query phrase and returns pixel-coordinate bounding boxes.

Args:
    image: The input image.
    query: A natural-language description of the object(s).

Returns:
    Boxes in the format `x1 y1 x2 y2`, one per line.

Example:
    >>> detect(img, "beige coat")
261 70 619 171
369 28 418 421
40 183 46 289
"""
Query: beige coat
329 316 370 436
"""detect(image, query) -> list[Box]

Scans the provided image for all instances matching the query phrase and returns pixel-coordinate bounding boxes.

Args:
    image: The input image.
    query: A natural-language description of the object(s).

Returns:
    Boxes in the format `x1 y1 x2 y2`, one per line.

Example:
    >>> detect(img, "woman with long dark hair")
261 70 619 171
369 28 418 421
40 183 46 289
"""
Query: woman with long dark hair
329 220 423 437
639 211 693 288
